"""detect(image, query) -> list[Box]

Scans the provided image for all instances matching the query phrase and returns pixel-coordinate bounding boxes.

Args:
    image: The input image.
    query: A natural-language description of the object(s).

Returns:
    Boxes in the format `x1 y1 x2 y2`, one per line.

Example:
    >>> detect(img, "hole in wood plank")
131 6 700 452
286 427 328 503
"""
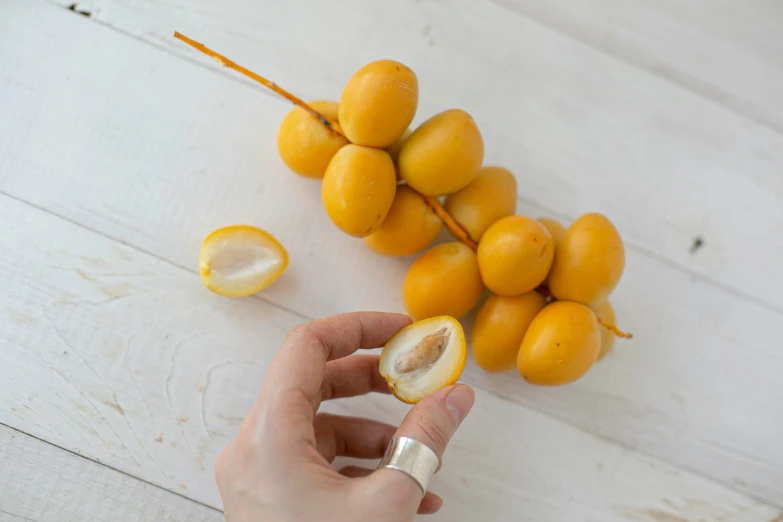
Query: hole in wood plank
67 3 91 17
689 236 704 254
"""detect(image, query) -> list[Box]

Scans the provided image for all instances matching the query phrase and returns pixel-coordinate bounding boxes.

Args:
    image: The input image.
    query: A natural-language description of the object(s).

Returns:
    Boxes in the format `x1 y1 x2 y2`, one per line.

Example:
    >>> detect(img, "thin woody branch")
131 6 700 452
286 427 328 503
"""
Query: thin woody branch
173 32 344 137
173 31 632 339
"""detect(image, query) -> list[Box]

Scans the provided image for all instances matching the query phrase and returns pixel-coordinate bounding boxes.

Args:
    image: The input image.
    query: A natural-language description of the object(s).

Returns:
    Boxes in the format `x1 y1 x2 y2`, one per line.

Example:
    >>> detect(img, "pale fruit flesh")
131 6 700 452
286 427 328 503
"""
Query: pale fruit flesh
379 316 467 404
199 226 288 297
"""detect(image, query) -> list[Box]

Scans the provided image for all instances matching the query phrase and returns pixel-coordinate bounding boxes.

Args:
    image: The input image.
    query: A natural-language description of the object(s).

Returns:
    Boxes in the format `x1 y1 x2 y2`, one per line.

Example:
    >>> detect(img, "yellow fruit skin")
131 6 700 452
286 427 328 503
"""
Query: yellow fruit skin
277 100 349 178
339 60 418 148
321 145 397 238
548 213 625 309
538 217 567 286
517 301 600 386
537 217 567 247
477 216 554 296
472 292 546 372
444 166 517 242
381 316 467 404
594 300 616 360
398 109 484 196
403 242 484 321
364 185 443 257
386 128 412 167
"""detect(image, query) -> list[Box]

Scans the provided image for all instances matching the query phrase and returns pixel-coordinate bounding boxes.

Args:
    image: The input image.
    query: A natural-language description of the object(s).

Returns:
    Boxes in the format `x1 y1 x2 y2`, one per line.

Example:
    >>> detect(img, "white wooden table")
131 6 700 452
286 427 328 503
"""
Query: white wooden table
2 0 782 520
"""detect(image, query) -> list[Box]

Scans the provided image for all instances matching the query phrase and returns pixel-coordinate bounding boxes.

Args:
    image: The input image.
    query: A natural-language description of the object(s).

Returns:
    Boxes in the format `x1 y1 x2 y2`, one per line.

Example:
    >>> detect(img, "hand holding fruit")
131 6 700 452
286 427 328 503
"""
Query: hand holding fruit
214 312 474 521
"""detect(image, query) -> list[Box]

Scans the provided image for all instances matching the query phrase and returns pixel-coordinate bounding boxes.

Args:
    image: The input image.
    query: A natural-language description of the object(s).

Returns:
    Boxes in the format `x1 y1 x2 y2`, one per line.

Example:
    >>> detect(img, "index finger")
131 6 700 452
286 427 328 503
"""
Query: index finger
265 312 411 405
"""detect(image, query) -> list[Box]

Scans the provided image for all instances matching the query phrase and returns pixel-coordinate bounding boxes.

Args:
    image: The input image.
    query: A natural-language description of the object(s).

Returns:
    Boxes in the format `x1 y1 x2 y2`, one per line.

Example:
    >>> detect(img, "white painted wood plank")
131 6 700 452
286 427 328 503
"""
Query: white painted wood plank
0 425 223 522
57 0 783 132
490 0 783 133
2 0 783 508
38 0 783 313
1 196 781 521
1 195 297 507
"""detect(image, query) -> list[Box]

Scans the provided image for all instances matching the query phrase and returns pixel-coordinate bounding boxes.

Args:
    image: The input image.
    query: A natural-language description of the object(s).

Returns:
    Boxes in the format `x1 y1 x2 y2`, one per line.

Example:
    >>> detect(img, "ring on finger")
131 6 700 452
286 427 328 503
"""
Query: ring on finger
377 436 439 494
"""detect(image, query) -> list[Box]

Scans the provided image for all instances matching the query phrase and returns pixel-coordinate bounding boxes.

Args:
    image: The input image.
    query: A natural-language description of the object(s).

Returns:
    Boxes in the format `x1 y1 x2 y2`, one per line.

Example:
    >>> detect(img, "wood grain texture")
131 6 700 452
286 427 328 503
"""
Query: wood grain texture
3 0 783 506
490 0 783 134
0 425 223 522
1 192 296 507
57 0 783 133
42 0 783 314
1 194 780 521
1 0 782 519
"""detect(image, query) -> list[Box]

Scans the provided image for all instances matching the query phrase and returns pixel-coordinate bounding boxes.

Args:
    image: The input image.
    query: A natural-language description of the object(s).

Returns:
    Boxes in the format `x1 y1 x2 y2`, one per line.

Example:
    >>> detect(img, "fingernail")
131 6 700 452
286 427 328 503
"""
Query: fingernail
445 385 475 424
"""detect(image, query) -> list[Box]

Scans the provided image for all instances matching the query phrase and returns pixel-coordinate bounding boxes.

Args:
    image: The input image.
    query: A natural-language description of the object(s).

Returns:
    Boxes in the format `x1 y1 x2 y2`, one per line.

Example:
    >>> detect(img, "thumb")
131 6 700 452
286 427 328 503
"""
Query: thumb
367 384 475 516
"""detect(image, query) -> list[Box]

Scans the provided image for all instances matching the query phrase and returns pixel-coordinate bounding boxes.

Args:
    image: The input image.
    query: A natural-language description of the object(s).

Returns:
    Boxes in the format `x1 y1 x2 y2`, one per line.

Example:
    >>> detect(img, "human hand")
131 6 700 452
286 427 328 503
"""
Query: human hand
215 312 475 522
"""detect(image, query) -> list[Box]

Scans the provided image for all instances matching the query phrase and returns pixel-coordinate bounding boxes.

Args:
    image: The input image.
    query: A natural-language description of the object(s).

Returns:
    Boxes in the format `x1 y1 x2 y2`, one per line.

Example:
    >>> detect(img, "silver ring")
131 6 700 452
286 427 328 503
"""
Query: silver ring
377 437 439 494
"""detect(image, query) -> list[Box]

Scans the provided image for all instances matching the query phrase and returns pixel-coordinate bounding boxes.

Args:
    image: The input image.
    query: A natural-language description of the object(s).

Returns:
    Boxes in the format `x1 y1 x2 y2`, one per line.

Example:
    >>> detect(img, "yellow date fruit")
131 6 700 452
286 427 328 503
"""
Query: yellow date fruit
321 144 396 237
472 291 546 372
548 213 625 308
386 128 412 168
444 166 517 241
477 215 554 296
379 316 467 404
398 109 484 196
402 242 484 321
594 300 616 360
339 60 418 148
517 301 600 386
537 217 567 247
538 217 567 286
277 100 349 178
364 185 443 257
199 225 288 297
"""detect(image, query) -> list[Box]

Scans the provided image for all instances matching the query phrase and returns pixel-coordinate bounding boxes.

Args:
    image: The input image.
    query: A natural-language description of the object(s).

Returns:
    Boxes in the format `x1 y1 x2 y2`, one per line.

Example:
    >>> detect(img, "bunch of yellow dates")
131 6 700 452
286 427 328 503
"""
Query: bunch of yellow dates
276 59 626 403
196 52 628 404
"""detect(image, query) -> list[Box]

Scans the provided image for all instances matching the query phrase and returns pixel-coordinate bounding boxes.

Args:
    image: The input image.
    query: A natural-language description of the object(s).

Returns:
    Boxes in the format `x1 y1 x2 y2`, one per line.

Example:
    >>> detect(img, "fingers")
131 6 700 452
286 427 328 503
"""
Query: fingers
291 312 412 362
313 413 396 462
339 467 443 514
320 354 389 402
367 384 475 516
338 465 373 478
264 312 411 406
417 492 444 515
393 384 474 460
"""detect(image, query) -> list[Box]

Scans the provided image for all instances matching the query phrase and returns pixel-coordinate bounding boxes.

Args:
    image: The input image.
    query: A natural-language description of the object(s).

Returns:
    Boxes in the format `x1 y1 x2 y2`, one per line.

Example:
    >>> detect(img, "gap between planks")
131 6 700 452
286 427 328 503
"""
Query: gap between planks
0 190 310 323
485 0 783 136
4 189 782 511
479 386 783 511
52 0 783 138
0 420 223 516
9 1 783 508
